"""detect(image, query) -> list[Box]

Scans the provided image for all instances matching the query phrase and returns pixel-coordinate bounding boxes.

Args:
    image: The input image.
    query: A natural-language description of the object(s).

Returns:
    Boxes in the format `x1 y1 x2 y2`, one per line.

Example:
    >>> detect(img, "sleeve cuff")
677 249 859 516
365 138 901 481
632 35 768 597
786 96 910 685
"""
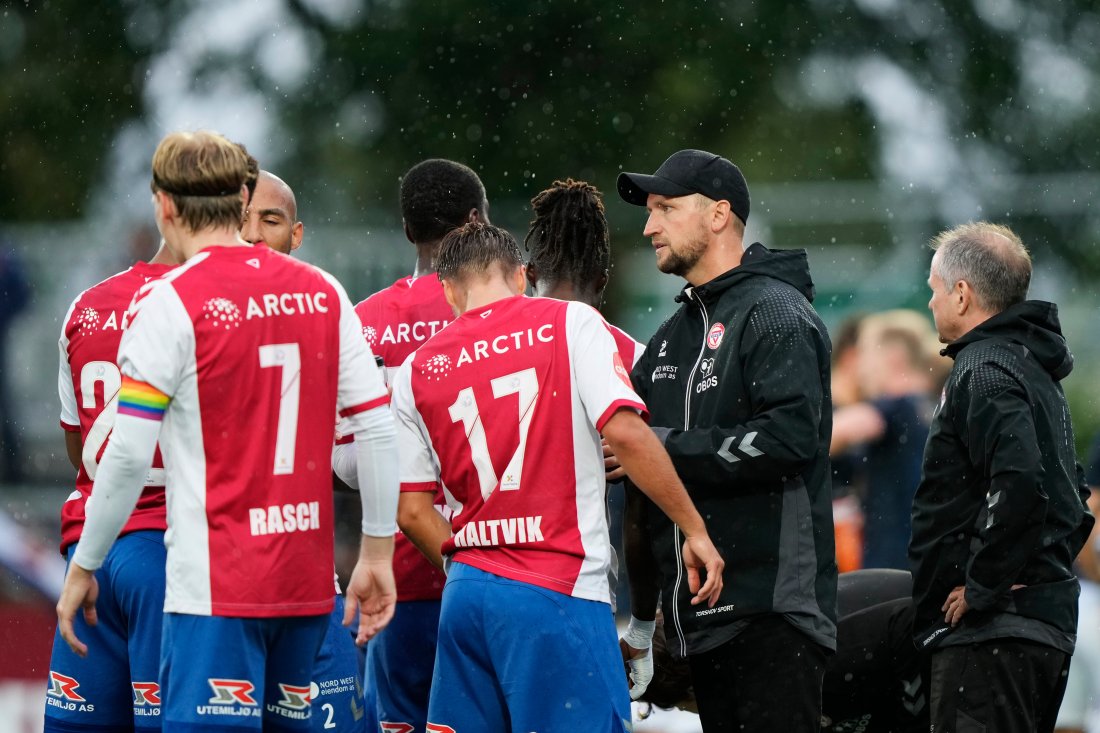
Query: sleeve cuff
339 394 389 418
401 481 440 494
595 400 649 433
60 420 80 433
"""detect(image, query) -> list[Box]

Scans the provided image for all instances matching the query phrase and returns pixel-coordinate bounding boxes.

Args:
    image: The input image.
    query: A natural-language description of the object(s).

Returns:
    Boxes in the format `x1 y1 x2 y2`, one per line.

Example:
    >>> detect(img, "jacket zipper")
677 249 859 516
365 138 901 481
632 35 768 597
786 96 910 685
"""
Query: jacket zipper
671 288 711 658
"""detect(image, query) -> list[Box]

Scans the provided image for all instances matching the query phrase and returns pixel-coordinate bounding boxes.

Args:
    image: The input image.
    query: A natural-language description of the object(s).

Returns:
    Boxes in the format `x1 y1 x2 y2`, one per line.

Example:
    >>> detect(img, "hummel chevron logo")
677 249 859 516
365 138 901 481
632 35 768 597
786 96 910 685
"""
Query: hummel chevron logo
717 432 764 463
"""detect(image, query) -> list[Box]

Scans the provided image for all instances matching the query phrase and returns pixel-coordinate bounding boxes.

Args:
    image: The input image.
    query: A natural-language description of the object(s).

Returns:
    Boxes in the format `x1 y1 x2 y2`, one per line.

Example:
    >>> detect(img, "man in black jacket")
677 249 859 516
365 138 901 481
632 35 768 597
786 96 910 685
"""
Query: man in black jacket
911 221 1093 733
614 149 838 731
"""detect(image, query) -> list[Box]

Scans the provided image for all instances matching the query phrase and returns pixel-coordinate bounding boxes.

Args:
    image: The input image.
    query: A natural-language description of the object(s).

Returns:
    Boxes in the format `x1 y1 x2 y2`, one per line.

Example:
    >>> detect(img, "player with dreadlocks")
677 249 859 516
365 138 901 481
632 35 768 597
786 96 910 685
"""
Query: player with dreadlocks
524 177 612 308
524 178 654 701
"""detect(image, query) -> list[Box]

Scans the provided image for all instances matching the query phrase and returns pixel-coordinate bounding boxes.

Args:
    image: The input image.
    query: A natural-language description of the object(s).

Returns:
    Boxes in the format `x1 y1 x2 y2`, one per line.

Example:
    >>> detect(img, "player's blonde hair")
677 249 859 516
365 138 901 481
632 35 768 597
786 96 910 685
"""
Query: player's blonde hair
151 131 251 233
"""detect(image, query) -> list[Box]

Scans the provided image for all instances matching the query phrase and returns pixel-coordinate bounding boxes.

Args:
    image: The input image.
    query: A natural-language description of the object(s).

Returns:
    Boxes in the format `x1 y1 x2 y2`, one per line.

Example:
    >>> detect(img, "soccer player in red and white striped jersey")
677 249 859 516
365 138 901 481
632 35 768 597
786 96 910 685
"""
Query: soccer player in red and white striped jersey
332 158 489 733
46 246 177 733
392 222 724 733
55 131 398 732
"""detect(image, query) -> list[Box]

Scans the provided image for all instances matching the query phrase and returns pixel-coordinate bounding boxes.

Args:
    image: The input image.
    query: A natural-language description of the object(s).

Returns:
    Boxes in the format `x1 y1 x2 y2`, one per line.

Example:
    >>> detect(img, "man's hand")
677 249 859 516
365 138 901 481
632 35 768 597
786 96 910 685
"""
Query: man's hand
942 585 969 626
603 438 626 482
620 638 654 700
682 534 724 607
620 615 656 700
56 564 99 658
343 535 397 644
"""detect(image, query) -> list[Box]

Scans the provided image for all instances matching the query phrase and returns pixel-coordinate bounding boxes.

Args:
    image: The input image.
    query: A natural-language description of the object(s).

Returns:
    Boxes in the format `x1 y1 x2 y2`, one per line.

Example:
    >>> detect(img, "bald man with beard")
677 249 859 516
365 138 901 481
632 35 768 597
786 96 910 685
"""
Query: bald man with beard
242 170 304 254
242 169 370 732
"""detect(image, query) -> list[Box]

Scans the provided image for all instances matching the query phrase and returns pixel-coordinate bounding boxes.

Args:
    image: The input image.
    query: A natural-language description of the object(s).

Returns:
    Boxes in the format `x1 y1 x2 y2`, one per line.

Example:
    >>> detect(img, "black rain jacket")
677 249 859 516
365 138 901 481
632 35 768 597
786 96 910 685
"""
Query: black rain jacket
909 301 1093 653
630 243 838 658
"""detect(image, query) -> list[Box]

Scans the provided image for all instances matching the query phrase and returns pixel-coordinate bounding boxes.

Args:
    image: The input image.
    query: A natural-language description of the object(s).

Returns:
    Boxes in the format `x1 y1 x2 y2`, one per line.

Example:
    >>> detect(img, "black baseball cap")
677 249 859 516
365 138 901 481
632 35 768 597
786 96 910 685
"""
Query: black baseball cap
617 149 750 224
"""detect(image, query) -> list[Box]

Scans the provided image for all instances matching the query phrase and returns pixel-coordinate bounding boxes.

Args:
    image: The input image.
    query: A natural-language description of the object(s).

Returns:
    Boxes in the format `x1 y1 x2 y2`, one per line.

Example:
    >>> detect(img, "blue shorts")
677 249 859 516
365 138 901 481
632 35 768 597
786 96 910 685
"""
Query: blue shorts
160 612 328 732
44 530 166 733
427 563 630 733
311 600 367 732
365 599 440 732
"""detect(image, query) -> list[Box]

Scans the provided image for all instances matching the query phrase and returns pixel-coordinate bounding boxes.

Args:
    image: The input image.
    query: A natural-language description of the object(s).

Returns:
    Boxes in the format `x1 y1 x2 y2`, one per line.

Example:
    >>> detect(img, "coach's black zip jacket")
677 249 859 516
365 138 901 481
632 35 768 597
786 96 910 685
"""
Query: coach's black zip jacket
630 243 838 658
909 301 1093 654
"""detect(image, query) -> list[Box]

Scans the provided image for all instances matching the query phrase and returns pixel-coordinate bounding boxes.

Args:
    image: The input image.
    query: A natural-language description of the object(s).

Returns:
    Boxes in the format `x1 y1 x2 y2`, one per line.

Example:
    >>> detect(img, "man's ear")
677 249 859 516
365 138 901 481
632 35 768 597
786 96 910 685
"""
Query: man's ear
710 200 732 233
441 277 463 317
403 220 414 244
512 265 528 295
595 269 610 295
954 279 972 316
291 222 304 252
467 207 481 224
526 262 539 290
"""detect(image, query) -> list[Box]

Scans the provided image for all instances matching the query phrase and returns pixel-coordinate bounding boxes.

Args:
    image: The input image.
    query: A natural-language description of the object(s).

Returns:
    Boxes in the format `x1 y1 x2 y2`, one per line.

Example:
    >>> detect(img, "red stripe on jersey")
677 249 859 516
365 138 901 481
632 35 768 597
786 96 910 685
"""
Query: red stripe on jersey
334 434 354 446
60 420 80 433
400 481 439 494
596 399 649 432
338 394 389 418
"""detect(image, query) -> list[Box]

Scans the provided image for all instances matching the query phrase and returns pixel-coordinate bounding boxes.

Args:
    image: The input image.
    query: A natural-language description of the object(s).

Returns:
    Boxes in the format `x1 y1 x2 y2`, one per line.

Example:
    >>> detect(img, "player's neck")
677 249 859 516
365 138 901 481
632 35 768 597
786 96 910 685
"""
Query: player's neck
412 242 441 278
461 283 522 314
174 227 249 261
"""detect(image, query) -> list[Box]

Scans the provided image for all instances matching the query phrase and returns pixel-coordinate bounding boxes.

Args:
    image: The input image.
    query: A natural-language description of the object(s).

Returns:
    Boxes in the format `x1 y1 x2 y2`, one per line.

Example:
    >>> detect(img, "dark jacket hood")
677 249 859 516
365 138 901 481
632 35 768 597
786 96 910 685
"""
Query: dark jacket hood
677 242 816 304
944 300 1073 381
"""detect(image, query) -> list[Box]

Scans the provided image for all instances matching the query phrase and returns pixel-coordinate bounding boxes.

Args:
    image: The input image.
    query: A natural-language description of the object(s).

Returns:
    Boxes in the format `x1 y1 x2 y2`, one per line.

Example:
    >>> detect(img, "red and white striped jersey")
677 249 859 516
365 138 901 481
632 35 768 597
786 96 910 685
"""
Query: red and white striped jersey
57 262 173 554
351 274 451 602
118 245 387 617
391 295 647 603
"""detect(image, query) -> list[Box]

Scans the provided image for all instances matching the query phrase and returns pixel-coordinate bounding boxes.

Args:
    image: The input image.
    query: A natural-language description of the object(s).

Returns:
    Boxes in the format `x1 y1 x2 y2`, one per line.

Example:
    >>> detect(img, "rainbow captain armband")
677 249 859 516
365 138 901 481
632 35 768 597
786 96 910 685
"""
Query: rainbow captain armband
117 376 170 421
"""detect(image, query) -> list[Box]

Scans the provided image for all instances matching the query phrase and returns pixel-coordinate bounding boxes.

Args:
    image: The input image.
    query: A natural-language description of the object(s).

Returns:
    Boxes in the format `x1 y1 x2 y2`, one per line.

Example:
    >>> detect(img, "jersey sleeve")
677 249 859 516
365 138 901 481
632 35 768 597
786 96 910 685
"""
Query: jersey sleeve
323 274 389 426
566 302 648 432
57 300 79 431
391 358 440 493
117 280 193 396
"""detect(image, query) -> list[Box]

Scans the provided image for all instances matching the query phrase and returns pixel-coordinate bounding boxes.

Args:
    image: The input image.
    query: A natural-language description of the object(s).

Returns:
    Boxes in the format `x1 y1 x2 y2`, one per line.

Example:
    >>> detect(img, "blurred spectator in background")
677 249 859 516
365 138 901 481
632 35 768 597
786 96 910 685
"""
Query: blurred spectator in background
0 238 30 483
1054 432 1100 733
830 314 866 572
833 310 944 570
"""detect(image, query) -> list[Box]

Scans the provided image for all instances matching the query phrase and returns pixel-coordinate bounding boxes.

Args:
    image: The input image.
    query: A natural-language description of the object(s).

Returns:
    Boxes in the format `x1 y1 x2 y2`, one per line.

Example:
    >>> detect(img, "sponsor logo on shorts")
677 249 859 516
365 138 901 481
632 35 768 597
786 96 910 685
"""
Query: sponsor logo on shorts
426 724 457 733
381 723 415 733
266 683 311 721
47 672 85 702
207 679 257 706
132 681 161 717
196 679 261 718
46 671 95 712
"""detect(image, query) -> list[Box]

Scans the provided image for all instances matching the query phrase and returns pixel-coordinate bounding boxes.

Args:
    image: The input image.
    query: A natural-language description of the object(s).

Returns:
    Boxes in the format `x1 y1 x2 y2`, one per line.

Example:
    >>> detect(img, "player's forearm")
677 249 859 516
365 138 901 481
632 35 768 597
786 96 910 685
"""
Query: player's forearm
358 533 395 565
398 492 449 571
71 414 159 570
603 411 708 540
352 406 400 537
331 441 359 490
